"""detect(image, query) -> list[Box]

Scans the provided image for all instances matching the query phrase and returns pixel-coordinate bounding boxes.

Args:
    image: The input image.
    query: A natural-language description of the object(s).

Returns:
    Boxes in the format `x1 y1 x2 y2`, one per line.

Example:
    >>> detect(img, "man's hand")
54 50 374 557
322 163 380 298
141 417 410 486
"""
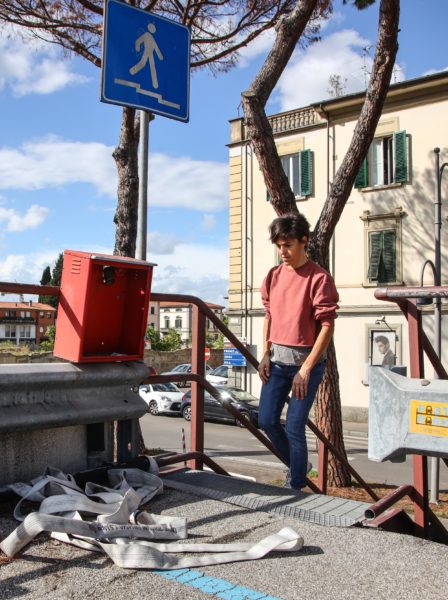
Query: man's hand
258 353 271 383
292 365 311 400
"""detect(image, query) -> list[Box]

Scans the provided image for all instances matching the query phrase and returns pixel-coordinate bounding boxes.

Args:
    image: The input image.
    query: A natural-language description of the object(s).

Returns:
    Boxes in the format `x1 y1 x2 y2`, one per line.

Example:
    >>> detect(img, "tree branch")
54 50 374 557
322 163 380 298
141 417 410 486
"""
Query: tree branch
311 0 400 255
241 0 322 215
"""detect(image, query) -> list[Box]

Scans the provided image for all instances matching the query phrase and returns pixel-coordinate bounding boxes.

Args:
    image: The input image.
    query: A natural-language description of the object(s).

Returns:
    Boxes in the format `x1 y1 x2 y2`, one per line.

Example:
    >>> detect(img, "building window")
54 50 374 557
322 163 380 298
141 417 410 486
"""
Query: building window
40 311 44 317
5 325 16 338
268 150 313 200
175 317 182 329
40 327 44 333
361 208 405 286
150 306 155 315
47 312 52 319
355 131 410 189
19 325 31 338
164 318 170 329
5 310 15 317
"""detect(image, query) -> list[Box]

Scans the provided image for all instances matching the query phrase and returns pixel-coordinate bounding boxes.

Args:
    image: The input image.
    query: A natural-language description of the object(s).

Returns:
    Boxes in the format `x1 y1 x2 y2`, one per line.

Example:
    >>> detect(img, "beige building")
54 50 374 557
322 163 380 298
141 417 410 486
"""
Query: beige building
227 72 448 420
158 301 225 347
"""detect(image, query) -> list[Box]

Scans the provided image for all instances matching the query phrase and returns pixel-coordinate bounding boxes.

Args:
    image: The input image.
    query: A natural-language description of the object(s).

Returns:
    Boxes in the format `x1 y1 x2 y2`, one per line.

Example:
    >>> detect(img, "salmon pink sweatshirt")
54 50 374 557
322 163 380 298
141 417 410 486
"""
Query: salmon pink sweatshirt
261 261 339 347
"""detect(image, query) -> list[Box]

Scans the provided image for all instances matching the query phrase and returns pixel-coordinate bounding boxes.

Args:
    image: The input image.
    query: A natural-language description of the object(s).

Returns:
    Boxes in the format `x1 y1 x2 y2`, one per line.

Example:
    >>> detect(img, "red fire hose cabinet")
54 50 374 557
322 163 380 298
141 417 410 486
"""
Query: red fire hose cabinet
54 250 155 363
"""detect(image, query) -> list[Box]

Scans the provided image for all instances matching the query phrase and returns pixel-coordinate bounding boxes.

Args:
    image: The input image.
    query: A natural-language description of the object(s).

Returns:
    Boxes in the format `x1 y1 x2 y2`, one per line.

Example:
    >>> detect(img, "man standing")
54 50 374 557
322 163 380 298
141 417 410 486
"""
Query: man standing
258 213 339 491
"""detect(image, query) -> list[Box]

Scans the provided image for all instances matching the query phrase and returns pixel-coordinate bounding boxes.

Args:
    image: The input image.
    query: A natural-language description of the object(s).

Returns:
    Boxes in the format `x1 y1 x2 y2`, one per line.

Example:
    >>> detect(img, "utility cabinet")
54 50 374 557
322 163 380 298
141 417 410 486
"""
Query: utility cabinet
54 250 155 362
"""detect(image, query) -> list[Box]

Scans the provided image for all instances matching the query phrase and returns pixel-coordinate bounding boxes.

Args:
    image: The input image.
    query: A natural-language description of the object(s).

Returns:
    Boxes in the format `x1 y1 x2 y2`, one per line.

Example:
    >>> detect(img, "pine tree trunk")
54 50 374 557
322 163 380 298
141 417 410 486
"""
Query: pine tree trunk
112 107 140 258
241 0 400 487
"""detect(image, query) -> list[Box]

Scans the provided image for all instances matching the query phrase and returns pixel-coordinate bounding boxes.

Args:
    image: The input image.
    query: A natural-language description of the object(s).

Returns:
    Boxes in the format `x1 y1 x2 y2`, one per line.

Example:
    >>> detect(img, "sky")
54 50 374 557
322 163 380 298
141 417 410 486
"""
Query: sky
0 0 447 306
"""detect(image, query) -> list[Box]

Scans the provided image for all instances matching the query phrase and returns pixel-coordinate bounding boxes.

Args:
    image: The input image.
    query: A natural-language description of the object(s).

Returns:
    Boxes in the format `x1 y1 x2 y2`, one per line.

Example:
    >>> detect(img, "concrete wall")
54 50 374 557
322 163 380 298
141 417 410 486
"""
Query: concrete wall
0 348 224 373
143 348 223 374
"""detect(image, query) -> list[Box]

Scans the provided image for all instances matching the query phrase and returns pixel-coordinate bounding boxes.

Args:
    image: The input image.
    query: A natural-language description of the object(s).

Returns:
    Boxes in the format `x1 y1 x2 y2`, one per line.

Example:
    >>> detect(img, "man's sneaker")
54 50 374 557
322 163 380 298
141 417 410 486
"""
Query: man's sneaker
283 462 313 489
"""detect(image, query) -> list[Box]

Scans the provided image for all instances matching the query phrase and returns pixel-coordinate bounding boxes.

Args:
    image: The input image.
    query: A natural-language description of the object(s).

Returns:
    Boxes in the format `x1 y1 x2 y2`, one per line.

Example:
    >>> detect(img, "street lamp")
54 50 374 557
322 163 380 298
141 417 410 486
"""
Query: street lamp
420 148 448 503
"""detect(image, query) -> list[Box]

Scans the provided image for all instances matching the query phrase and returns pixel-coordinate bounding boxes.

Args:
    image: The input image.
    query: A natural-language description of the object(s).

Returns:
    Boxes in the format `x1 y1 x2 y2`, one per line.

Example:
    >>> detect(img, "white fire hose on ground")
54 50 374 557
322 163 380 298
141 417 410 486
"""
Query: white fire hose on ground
0 464 304 570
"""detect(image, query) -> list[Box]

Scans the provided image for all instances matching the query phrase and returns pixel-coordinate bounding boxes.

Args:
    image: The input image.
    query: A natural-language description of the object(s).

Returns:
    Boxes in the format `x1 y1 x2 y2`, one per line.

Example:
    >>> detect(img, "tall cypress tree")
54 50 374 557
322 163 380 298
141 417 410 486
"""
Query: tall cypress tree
38 265 53 305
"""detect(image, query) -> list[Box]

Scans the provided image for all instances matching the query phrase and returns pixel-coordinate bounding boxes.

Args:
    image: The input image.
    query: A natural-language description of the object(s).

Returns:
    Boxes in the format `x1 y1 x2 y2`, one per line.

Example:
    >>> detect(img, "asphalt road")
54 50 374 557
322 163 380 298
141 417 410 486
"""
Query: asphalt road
140 412 448 490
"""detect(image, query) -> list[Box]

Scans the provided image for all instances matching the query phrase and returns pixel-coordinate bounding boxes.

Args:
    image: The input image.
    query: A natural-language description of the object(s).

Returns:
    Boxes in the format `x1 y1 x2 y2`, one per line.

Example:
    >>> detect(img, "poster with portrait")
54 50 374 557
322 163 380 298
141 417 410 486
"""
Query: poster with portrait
370 330 397 366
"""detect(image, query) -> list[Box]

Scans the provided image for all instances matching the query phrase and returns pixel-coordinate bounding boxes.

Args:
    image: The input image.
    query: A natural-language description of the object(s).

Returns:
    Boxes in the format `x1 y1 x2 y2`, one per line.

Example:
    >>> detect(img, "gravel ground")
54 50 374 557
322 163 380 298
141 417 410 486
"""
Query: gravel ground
1 485 448 600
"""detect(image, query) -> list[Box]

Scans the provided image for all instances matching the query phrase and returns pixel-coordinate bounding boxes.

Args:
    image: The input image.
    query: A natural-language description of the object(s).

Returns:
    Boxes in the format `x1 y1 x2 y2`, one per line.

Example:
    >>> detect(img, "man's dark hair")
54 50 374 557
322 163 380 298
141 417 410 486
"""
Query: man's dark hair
374 335 389 345
269 212 310 243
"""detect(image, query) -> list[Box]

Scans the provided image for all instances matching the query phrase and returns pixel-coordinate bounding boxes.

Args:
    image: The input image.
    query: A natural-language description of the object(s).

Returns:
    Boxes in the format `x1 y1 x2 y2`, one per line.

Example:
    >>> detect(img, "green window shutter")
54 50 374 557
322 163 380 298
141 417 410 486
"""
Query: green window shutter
300 149 312 196
368 229 397 283
368 231 382 280
355 158 368 188
393 130 408 183
379 230 396 282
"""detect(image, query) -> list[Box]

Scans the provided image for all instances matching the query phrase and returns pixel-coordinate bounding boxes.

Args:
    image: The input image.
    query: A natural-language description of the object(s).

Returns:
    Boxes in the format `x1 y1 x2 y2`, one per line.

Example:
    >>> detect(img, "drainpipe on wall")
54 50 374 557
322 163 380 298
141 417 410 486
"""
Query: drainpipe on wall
318 104 335 276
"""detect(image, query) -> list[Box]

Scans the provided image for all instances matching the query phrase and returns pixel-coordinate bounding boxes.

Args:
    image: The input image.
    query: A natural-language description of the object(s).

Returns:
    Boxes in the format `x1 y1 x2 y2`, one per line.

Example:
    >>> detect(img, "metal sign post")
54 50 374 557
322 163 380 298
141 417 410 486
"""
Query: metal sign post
101 0 191 261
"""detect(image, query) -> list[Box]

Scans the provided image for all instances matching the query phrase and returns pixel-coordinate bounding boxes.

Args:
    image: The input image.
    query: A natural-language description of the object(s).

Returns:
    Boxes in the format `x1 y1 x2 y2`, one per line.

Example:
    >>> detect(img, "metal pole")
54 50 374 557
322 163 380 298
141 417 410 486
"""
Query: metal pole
136 110 154 261
430 148 442 504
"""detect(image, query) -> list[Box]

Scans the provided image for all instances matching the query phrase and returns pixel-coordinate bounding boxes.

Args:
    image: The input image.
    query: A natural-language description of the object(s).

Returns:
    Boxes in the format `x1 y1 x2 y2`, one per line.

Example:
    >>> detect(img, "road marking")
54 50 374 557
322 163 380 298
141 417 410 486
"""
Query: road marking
154 568 282 599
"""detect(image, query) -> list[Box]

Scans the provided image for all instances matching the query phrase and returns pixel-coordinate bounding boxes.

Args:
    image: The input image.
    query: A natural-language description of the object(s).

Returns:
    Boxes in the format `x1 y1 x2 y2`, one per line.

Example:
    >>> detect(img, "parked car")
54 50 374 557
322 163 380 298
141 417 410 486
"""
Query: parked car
139 382 183 416
206 365 228 386
180 386 259 428
161 363 213 387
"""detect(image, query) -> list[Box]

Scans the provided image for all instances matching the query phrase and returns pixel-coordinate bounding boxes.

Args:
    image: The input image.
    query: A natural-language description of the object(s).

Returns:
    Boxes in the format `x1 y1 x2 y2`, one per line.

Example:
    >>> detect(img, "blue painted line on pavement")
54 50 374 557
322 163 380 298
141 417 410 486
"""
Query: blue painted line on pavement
153 568 283 600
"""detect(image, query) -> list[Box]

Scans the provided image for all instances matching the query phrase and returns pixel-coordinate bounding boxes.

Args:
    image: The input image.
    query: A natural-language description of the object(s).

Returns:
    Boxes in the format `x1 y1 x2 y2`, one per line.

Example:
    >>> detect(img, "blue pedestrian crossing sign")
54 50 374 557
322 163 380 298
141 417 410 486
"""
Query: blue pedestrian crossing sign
101 0 190 122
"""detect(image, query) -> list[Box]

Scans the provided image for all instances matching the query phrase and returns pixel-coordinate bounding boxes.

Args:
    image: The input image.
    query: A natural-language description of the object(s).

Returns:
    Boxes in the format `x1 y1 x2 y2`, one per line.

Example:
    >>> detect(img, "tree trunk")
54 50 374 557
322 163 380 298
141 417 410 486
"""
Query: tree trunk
112 107 140 258
242 0 400 486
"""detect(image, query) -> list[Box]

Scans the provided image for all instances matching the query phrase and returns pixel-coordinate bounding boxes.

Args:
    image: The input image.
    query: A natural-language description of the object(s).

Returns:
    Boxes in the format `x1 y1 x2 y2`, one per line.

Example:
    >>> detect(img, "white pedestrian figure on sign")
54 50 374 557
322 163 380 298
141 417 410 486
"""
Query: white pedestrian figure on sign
129 23 163 89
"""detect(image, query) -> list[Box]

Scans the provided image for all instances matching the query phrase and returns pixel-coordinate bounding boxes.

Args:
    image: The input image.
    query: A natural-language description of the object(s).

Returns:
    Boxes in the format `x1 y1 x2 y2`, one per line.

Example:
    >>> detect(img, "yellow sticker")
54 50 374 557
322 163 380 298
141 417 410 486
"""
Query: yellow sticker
409 400 448 437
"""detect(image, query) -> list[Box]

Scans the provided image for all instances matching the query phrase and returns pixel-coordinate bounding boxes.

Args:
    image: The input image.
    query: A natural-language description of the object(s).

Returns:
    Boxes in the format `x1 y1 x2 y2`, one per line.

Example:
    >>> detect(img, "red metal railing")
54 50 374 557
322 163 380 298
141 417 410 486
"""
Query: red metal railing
0 282 383 501
374 286 448 542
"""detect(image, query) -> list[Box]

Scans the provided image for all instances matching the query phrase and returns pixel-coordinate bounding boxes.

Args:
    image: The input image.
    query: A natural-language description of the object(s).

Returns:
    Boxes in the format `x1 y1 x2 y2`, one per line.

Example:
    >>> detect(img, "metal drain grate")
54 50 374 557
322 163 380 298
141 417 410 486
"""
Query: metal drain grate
163 470 370 528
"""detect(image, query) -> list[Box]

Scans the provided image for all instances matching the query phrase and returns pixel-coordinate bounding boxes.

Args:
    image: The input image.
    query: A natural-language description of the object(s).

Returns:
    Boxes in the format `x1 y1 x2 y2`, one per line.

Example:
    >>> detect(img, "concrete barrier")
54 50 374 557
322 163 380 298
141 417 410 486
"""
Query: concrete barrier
0 361 149 486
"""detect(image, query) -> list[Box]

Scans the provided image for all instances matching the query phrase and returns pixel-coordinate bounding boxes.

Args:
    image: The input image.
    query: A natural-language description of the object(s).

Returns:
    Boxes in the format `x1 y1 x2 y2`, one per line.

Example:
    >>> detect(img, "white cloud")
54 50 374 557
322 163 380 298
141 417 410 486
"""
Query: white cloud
0 26 89 96
201 214 217 231
276 29 406 111
0 137 116 195
237 29 275 68
0 204 49 232
149 153 228 211
147 231 180 255
422 66 448 77
0 242 228 306
0 251 59 284
0 137 228 212
150 242 228 304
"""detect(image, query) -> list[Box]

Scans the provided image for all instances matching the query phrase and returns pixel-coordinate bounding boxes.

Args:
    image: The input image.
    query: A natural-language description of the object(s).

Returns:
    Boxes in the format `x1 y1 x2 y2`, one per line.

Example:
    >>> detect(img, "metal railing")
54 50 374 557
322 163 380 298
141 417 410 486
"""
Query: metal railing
0 280 379 500
374 285 448 542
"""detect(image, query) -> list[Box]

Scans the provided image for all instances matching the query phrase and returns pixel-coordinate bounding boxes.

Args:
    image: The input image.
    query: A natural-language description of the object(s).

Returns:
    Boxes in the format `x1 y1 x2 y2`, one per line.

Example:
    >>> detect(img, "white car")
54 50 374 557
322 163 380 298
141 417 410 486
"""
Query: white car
139 382 183 416
206 365 228 386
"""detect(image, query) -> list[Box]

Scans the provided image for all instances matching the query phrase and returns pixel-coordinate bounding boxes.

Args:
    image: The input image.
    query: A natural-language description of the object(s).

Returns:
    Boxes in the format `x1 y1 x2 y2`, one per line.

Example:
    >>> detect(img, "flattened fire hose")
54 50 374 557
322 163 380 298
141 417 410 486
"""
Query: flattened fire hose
0 465 304 570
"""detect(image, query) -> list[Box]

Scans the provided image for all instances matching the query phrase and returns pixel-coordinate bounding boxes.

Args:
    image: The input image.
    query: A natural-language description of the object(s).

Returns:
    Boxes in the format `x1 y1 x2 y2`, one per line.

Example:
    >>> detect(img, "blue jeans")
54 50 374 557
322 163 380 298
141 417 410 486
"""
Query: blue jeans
258 361 326 489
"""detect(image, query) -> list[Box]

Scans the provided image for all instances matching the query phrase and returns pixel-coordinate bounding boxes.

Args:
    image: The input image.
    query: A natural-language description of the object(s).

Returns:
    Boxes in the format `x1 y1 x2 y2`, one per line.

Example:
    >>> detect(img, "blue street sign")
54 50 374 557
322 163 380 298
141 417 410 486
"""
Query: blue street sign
101 0 190 122
223 347 247 367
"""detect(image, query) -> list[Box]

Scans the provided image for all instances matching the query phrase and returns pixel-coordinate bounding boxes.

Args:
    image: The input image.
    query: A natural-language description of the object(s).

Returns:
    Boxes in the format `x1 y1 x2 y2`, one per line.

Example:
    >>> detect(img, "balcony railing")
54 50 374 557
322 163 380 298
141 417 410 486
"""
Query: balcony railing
242 107 320 140
0 316 36 324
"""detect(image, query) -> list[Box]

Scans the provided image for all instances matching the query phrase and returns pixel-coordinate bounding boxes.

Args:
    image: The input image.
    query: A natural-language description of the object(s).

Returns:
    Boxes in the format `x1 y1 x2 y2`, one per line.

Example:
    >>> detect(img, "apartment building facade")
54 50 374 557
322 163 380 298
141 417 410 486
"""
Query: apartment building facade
157 301 225 346
227 72 448 420
0 301 56 345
